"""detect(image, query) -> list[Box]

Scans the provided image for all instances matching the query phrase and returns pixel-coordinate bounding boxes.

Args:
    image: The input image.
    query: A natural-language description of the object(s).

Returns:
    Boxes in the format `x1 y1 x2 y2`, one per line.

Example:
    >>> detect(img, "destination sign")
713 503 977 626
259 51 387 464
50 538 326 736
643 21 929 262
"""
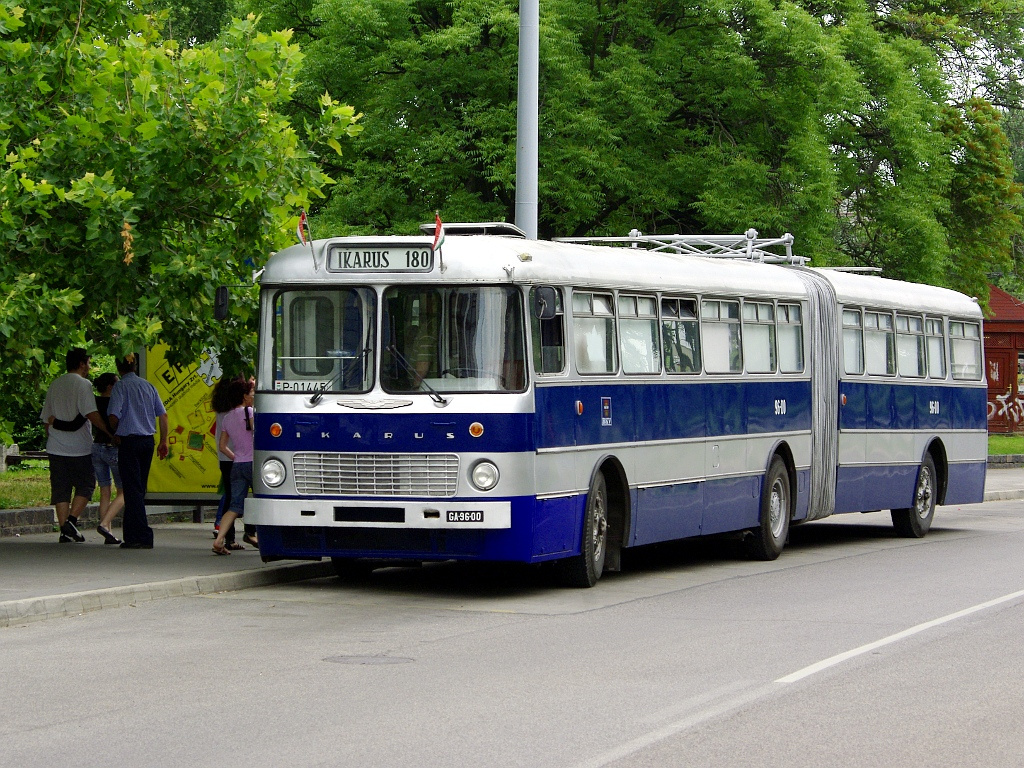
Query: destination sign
327 247 434 273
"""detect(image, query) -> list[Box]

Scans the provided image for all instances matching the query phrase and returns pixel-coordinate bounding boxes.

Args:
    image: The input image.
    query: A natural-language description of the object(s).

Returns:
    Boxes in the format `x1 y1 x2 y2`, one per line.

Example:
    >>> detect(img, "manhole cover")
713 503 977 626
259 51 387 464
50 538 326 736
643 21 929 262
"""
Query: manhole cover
323 655 414 665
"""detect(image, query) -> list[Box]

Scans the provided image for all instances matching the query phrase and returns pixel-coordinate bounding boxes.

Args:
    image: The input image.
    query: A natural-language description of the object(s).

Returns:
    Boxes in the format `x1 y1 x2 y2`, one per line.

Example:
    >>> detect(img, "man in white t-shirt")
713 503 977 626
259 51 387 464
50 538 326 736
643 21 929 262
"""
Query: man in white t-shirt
39 348 113 543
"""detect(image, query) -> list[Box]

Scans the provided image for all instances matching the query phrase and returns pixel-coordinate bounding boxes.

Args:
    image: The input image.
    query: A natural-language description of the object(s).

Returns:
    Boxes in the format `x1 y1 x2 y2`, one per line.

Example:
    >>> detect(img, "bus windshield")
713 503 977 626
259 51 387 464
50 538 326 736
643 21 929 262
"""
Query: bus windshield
270 287 376 393
382 286 527 393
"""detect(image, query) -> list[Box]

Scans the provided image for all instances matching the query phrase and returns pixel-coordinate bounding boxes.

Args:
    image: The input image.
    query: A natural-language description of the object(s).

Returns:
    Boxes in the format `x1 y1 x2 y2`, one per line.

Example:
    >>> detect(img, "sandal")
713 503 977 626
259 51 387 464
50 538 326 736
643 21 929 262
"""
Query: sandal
212 544 231 555
226 542 245 551
243 534 259 547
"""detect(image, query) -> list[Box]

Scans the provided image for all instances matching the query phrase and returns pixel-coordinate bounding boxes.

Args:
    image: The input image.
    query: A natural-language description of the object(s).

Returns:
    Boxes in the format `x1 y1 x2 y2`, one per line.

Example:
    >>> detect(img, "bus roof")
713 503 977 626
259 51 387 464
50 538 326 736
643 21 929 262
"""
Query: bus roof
816 269 982 318
264 235 982 318
266 235 809 301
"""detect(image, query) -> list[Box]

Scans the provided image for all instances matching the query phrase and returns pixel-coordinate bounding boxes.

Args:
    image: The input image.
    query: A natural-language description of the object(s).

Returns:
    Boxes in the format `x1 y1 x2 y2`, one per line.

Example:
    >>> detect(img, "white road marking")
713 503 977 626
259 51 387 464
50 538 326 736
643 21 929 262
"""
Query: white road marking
776 587 1024 684
578 588 1024 768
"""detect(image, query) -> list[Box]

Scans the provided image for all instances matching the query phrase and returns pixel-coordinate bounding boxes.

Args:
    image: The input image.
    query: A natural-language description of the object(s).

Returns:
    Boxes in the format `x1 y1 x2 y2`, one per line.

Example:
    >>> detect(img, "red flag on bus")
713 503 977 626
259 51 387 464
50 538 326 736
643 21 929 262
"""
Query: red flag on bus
432 213 446 252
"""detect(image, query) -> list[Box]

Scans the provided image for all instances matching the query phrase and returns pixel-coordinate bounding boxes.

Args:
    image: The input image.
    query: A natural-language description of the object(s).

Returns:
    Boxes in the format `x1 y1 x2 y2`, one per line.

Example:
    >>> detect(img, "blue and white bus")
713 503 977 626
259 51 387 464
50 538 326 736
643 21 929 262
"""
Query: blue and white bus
247 225 987 586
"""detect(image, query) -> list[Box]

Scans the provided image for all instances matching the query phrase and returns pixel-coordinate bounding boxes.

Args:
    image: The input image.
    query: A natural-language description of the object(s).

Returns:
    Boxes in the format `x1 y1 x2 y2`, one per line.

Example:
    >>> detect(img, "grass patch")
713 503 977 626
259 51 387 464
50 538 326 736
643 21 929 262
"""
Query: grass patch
989 434 1024 455
0 463 53 509
0 460 108 510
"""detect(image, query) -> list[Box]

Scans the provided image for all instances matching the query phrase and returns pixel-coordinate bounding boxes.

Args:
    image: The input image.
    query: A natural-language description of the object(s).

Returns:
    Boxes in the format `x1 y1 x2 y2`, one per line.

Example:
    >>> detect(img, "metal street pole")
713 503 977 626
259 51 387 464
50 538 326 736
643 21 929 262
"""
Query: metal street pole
515 0 539 240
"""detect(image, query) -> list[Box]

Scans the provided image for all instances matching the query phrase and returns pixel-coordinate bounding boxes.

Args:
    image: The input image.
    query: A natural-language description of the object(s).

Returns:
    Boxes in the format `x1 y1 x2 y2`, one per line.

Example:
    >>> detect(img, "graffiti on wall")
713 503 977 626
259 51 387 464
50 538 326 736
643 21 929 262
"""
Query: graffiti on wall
989 388 1024 424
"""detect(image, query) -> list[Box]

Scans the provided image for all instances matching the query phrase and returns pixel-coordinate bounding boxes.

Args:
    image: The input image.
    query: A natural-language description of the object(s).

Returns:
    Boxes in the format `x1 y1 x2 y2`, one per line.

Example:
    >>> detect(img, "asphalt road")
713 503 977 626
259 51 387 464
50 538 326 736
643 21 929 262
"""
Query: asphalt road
4 499 1023 768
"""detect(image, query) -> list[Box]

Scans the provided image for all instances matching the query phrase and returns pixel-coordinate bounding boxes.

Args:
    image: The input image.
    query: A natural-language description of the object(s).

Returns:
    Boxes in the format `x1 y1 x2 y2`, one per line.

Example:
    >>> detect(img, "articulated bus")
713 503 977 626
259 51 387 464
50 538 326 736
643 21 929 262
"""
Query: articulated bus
247 224 987 586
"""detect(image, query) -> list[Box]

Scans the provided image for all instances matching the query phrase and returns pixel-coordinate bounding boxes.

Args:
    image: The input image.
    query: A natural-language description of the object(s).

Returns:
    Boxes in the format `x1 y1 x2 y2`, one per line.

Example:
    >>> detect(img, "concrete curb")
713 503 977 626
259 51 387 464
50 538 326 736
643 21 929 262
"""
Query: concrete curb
983 490 1024 502
0 560 334 629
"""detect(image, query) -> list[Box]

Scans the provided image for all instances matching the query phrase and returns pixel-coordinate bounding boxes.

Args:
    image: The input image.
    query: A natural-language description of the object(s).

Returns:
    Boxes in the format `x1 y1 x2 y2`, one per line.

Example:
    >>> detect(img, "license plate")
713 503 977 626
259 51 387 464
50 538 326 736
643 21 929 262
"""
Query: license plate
447 510 483 523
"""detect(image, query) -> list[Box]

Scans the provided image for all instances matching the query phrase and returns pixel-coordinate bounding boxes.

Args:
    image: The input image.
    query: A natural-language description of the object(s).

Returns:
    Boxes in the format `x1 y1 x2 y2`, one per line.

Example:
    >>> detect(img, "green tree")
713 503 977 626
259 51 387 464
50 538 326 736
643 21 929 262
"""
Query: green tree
0 1 360 425
241 0 1022 294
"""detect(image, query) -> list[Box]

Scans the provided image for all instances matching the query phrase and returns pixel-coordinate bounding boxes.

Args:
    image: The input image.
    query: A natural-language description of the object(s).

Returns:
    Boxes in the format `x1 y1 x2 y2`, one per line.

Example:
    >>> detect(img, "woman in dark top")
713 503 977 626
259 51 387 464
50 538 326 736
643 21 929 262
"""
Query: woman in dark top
92 373 123 544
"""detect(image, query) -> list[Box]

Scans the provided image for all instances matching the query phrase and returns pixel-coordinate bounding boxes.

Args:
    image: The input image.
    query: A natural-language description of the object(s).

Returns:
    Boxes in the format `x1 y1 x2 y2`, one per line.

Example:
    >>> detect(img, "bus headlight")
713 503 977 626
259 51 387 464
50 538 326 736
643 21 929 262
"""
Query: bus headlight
261 458 286 487
470 461 500 491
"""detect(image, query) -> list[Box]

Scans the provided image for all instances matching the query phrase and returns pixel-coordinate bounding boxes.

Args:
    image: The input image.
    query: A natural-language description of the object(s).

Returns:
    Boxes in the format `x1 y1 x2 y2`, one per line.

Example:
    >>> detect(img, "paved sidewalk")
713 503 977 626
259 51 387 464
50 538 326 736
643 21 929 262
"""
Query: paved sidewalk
2 467 1023 628
0 522 332 627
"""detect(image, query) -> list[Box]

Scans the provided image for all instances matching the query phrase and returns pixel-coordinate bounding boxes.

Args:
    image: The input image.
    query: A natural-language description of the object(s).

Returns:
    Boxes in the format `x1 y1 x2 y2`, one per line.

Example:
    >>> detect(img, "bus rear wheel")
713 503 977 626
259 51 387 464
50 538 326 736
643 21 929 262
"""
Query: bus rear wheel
745 456 790 561
559 472 608 588
891 454 936 538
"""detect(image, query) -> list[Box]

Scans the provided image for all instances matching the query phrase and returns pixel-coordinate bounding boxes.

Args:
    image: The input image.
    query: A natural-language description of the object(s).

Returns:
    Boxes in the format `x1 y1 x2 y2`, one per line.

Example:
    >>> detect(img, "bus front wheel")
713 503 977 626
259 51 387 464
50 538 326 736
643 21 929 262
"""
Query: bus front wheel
559 472 609 588
745 456 790 561
891 454 936 538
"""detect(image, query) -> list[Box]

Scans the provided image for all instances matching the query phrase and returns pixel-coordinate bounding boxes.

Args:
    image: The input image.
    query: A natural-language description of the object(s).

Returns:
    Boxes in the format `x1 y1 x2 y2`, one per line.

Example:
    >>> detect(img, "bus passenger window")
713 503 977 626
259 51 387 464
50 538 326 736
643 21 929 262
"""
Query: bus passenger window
742 301 776 373
701 299 742 373
926 318 946 378
864 311 896 376
842 309 864 375
531 287 565 374
950 321 982 380
619 295 660 374
896 314 926 377
573 291 617 374
662 298 701 374
777 304 804 373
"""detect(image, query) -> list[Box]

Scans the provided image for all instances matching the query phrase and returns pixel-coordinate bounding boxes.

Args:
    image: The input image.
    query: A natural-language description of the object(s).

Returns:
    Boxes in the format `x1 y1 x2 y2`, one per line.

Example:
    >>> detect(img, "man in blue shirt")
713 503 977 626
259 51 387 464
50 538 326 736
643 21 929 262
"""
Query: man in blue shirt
108 354 169 549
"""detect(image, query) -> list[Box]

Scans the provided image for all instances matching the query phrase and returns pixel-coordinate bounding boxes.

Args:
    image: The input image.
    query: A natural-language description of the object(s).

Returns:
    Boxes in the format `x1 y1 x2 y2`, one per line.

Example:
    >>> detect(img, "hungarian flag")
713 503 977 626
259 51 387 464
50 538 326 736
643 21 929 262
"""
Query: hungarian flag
432 213 446 252
297 210 309 246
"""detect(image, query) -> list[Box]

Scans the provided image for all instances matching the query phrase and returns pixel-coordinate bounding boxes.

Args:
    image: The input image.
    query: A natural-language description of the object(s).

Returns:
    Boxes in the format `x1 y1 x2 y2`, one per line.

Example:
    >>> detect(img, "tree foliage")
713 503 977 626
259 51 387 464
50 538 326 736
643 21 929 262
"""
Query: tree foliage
0 0 360 421
239 0 1022 302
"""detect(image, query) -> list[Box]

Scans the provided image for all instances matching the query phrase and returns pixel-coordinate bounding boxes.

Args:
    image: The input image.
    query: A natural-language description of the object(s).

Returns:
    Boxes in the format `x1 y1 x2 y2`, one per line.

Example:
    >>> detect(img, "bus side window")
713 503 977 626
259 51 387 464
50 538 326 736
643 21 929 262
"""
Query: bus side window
926 318 946 378
896 314 925 377
843 309 864 375
618 294 660 374
777 303 804 373
864 310 896 376
701 299 742 373
531 287 565 374
662 297 701 374
742 301 776 373
950 320 982 380
573 291 617 374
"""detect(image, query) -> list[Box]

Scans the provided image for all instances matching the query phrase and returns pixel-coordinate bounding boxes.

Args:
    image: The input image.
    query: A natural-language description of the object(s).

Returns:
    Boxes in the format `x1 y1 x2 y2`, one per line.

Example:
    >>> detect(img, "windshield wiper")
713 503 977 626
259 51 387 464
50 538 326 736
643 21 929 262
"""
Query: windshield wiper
308 346 371 406
386 345 448 406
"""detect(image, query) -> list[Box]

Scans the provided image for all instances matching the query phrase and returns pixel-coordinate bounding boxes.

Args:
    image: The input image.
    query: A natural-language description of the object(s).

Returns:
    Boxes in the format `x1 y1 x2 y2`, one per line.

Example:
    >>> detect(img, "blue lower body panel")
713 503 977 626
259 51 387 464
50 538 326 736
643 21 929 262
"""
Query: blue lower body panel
834 464 917 513
943 461 986 505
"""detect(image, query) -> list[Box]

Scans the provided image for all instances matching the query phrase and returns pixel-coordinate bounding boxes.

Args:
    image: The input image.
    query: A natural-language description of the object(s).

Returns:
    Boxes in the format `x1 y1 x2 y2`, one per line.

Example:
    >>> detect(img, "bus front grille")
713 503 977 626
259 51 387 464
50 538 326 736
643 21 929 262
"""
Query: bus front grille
291 453 460 497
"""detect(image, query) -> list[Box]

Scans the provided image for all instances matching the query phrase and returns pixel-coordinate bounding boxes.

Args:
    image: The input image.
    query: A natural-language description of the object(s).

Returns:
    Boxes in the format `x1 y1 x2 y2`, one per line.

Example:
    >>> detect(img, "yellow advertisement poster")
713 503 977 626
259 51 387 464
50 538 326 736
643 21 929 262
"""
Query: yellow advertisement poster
144 345 222 502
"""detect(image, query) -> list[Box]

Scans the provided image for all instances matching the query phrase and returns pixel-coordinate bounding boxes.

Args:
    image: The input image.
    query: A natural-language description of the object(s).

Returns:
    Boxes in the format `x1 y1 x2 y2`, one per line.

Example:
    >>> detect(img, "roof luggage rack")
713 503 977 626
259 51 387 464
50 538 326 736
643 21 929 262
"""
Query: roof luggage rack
554 228 806 265
418 221 527 238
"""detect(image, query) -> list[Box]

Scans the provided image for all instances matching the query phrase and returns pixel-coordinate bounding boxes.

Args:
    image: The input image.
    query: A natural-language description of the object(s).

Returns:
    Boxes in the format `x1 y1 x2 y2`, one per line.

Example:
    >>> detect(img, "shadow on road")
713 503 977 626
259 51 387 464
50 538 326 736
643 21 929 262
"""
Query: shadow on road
298 515 962 598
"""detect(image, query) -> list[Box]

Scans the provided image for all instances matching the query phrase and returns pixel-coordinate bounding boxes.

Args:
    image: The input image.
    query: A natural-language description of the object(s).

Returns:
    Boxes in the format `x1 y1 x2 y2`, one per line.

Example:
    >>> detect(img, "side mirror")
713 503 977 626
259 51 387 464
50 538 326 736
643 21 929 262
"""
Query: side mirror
534 286 557 320
214 286 229 321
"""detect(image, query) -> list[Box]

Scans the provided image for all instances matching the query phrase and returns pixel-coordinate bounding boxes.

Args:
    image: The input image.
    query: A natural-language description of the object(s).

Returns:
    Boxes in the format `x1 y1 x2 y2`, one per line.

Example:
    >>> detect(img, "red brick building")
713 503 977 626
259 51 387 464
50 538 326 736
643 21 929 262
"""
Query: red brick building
985 284 1024 432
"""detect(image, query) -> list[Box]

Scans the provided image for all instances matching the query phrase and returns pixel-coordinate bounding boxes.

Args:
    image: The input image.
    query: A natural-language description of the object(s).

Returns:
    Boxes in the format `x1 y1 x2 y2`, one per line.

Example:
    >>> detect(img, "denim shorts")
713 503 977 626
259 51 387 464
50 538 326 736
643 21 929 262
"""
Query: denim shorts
91 443 122 489
228 461 253 515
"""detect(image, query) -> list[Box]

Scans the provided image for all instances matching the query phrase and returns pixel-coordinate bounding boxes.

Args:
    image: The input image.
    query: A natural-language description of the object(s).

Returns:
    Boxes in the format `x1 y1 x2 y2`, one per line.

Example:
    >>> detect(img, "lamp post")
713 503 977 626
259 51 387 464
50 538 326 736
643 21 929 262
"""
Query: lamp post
515 0 539 240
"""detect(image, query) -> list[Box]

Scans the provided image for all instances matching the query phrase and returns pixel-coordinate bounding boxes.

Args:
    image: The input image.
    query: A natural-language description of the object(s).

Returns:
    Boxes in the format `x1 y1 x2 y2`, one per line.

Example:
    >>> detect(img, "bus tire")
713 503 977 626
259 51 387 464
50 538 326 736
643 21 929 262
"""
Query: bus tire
745 456 790 561
332 557 375 580
891 454 936 538
559 472 609 588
